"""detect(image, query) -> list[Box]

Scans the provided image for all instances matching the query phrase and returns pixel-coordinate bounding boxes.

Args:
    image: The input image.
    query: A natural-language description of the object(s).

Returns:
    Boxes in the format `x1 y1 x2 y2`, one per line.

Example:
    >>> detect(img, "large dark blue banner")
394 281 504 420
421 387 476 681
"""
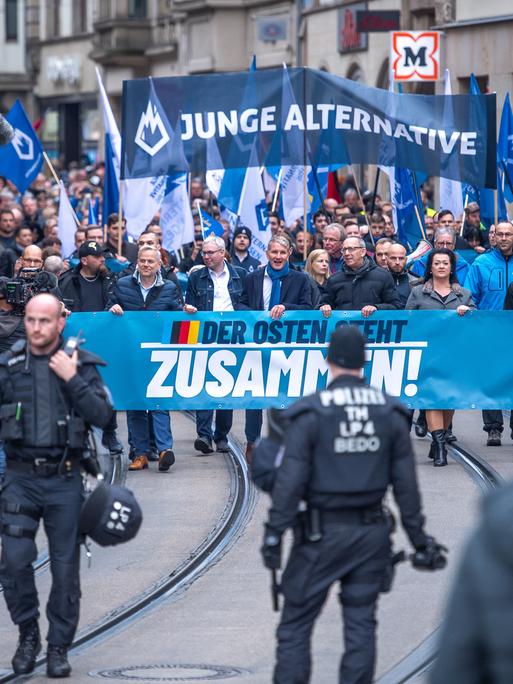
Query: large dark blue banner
121 67 496 188
66 311 512 410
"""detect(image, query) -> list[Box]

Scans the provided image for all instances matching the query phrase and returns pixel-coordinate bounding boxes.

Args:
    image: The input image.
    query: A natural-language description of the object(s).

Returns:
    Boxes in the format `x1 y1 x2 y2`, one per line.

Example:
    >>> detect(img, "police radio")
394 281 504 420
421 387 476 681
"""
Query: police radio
63 330 84 357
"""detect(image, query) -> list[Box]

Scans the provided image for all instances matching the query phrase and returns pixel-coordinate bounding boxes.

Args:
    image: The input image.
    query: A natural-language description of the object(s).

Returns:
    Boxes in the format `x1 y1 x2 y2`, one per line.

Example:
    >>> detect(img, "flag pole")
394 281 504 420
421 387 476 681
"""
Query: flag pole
494 190 498 227
43 151 61 185
117 181 124 257
43 151 80 227
369 166 381 216
197 199 204 237
460 194 468 236
350 165 374 246
414 205 427 241
271 168 282 213
303 165 308 262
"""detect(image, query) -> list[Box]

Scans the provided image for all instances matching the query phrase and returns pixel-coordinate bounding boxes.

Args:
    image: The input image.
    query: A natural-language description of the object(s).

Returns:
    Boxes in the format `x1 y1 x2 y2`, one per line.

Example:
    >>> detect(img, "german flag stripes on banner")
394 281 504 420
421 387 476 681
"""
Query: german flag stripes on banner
170 320 200 344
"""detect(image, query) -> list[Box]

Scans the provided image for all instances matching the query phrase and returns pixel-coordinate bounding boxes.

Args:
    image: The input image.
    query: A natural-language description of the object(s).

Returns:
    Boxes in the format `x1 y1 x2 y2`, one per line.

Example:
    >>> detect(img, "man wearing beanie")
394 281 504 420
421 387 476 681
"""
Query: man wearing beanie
261 325 446 684
231 225 260 273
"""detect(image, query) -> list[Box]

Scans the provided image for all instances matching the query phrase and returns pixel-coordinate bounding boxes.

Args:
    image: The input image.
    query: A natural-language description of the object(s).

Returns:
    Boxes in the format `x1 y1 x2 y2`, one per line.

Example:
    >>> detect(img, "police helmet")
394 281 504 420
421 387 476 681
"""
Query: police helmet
79 483 142 546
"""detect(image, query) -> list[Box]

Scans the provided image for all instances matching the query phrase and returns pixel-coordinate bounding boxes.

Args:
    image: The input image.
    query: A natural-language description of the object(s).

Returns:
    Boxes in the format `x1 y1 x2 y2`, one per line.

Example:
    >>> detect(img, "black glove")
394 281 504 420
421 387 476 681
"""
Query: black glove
411 536 448 571
261 526 282 570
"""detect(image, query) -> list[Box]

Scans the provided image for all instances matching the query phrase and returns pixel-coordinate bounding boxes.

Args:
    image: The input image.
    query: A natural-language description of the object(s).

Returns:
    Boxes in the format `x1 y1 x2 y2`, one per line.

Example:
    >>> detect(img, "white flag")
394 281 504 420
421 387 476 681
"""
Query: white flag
205 137 225 198
238 163 271 264
160 175 195 252
58 181 78 259
95 67 165 238
281 165 310 227
439 69 464 219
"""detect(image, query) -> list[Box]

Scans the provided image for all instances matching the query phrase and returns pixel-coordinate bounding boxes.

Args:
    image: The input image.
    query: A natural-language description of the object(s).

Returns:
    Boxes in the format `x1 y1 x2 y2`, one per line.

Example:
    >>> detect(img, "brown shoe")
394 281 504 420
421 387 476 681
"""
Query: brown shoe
129 455 149 470
245 442 254 465
158 449 175 472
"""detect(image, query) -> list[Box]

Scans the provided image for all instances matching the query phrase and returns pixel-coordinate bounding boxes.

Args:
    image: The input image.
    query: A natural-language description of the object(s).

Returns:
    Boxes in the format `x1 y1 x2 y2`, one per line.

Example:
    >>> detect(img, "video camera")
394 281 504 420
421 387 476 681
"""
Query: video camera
1 268 57 315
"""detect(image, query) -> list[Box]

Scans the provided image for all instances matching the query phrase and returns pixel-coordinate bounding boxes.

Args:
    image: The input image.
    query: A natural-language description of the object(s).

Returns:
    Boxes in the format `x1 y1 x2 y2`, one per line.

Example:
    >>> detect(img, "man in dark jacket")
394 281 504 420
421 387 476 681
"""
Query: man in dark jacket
59 240 115 313
239 234 312 460
262 326 445 684
386 243 413 308
59 240 121 453
108 246 181 472
0 226 34 277
184 235 246 454
105 214 139 264
320 237 401 316
230 225 260 273
240 235 312 313
0 294 113 678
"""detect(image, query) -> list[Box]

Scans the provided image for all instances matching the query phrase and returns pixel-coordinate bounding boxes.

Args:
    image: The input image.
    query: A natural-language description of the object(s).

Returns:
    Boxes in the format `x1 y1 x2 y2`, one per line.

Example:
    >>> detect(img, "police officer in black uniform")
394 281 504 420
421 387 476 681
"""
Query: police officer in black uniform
261 326 447 684
0 293 114 678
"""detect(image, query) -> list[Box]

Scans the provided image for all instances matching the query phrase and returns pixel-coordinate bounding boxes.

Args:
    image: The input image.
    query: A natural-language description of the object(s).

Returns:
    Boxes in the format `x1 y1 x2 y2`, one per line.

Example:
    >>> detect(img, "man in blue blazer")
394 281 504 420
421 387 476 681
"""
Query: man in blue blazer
239 235 312 461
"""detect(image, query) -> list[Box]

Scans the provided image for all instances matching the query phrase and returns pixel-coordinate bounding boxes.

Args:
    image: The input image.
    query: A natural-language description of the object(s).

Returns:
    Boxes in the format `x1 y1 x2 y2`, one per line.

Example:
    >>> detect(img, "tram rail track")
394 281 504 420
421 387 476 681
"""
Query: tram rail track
0 432 254 683
0 418 500 683
376 436 503 684
0 429 128 599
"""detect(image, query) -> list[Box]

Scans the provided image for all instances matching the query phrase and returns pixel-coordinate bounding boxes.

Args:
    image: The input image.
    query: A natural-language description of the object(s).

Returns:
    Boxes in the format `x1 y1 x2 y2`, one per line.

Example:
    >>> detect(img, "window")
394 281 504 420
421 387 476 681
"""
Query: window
73 0 88 33
46 0 60 38
128 0 147 18
6 0 18 41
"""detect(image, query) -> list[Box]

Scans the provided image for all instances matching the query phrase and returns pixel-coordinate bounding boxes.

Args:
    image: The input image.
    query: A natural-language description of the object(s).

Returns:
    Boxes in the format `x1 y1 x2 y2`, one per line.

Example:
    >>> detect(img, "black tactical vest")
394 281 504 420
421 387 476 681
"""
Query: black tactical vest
1 343 70 450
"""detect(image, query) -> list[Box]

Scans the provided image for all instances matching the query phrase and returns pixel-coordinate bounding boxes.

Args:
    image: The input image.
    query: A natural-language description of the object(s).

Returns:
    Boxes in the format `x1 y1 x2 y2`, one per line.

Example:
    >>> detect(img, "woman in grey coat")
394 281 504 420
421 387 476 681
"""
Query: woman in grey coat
406 248 475 467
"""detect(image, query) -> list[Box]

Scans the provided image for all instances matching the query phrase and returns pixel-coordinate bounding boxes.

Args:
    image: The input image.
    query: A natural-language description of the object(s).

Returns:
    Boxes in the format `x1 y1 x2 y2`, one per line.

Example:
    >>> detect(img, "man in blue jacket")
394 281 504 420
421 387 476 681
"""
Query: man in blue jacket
184 236 246 454
239 234 312 461
107 246 182 471
465 221 513 446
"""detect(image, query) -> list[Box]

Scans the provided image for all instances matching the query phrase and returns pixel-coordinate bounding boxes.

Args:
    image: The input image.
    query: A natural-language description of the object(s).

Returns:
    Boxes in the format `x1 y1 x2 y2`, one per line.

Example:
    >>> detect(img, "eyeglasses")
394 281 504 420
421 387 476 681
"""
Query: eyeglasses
496 232 513 239
435 241 454 248
201 249 222 257
342 246 364 253
323 237 340 243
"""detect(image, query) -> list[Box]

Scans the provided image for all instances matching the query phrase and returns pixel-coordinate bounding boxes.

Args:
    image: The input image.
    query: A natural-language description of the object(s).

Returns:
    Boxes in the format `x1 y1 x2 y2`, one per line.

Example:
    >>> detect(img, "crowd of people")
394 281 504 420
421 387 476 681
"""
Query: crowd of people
0 164 512 473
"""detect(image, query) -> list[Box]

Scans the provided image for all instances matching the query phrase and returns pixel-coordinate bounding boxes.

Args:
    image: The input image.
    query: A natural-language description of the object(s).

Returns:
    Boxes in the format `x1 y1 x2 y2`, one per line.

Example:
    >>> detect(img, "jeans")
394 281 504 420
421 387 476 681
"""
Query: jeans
245 409 263 444
196 410 232 443
482 410 513 434
126 410 173 456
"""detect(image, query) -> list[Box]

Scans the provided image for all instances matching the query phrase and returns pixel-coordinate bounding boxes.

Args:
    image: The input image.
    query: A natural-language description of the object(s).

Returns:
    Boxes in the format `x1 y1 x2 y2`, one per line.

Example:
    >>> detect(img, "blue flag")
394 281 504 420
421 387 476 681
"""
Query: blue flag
88 197 98 225
199 208 224 238
498 93 513 203
394 167 424 250
102 133 119 224
462 75 506 226
0 99 43 193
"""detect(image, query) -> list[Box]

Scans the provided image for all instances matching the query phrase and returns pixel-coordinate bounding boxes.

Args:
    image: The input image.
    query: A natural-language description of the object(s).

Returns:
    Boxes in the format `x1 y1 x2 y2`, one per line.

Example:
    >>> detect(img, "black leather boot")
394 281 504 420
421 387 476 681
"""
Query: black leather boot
46 645 71 678
12 620 41 674
415 410 428 437
431 430 448 467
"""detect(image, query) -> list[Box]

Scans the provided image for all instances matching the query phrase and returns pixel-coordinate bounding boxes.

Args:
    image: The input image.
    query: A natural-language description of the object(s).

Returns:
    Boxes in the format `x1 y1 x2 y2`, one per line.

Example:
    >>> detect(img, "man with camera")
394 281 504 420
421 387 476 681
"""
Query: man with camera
261 326 446 684
0 293 114 678
0 245 62 353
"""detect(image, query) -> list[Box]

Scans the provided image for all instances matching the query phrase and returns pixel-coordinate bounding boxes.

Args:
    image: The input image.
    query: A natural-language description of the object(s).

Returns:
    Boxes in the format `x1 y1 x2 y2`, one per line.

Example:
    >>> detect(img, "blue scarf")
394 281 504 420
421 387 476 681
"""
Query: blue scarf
266 262 289 309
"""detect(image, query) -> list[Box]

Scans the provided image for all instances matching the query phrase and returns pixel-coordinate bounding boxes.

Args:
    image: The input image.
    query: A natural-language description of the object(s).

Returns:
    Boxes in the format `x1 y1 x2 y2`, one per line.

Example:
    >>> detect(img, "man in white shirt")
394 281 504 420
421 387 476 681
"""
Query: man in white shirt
184 236 247 454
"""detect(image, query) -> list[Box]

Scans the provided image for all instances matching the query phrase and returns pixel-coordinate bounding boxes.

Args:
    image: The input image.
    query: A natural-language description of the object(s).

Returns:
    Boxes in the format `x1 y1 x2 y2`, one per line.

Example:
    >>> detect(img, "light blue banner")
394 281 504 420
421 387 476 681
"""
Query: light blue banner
66 311 513 410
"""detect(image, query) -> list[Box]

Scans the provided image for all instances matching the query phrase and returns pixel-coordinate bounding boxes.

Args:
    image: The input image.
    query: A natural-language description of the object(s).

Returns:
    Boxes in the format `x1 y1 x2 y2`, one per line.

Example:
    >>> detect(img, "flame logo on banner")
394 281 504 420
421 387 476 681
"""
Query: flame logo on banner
134 101 170 157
